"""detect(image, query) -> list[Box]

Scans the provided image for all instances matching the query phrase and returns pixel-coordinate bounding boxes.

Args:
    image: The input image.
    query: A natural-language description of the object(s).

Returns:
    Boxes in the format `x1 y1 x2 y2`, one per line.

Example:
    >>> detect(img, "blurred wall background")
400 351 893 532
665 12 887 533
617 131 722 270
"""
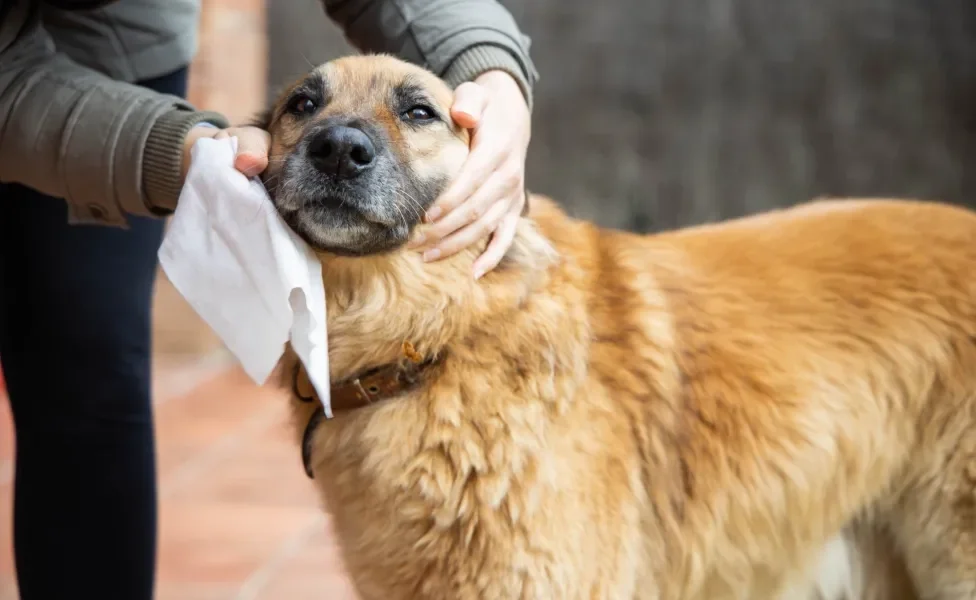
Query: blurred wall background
267 0 976 233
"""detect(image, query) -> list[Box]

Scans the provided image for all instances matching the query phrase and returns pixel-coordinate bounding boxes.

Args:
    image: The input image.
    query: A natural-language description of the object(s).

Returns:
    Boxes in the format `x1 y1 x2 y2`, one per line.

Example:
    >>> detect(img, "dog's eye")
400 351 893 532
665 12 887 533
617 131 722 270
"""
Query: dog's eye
289 95 318 116
401 105 435 122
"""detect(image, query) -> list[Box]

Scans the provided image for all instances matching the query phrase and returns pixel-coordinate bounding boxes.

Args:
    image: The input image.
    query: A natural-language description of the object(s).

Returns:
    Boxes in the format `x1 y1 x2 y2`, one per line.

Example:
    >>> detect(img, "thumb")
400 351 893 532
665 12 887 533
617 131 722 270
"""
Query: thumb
451 81 487 129
233 128 271 177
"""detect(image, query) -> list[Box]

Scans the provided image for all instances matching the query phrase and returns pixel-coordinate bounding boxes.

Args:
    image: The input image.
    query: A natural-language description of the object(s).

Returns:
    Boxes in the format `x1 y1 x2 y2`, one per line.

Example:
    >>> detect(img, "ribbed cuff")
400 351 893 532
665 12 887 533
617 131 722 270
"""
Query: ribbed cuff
143 108 229 214
441 45 534 112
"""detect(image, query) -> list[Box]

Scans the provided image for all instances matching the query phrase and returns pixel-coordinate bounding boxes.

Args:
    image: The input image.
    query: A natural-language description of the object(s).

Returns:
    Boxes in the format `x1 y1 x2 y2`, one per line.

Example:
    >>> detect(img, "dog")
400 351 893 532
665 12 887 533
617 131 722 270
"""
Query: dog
256 54 976 599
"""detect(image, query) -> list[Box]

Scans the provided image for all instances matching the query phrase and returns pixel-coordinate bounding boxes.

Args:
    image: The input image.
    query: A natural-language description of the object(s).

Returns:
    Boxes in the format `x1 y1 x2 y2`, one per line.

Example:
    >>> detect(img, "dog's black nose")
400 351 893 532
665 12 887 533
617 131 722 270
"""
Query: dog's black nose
307 125 376 179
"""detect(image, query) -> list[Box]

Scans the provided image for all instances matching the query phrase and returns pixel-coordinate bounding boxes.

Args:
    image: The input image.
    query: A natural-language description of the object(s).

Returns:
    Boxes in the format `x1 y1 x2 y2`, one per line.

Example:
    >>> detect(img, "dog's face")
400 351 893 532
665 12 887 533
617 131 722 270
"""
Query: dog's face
259 55 470 256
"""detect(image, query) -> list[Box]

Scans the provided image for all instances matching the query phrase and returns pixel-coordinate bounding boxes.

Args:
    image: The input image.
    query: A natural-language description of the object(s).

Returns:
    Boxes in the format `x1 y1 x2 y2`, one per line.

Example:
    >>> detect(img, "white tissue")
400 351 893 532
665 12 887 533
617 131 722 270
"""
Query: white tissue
158 137 332 417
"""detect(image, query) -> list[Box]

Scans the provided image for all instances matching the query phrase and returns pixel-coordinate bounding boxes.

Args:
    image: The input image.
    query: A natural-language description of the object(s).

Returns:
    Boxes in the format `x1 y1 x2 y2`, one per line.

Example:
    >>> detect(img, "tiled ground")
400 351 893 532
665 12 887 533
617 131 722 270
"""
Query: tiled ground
0 356 359 600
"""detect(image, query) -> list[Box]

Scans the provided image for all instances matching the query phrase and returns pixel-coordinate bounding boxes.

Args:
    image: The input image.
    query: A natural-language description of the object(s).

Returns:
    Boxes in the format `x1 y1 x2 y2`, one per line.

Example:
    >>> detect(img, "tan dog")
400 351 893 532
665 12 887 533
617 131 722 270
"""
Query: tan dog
257 54 976 599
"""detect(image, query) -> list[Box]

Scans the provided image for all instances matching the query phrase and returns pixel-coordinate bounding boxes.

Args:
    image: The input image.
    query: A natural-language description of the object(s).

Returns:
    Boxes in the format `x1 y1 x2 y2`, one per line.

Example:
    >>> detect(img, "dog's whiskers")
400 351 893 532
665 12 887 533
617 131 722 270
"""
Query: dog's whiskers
396 188 428 223
298 50 316 70
262 174 280 190
390 198 410 230
394 193 422 222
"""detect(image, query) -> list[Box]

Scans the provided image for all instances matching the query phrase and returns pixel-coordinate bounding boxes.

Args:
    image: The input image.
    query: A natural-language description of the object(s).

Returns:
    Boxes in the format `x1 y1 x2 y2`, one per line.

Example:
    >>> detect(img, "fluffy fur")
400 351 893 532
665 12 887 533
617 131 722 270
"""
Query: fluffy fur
264 55 976 599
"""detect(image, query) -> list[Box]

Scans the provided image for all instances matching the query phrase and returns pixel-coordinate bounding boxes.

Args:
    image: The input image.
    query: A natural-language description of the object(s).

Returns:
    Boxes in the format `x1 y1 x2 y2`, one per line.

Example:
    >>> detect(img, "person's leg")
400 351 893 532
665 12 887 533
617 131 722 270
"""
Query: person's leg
0 66 188 600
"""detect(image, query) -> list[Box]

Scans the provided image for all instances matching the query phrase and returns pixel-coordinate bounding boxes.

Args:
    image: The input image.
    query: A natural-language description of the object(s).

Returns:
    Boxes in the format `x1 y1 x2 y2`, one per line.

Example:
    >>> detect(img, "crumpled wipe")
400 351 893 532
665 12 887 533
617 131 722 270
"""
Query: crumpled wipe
157 136 332 416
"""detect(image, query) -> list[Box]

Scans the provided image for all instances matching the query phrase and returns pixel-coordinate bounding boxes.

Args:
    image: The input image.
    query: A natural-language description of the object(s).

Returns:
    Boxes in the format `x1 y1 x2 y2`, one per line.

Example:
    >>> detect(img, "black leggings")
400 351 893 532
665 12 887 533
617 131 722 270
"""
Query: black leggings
0 66 188 600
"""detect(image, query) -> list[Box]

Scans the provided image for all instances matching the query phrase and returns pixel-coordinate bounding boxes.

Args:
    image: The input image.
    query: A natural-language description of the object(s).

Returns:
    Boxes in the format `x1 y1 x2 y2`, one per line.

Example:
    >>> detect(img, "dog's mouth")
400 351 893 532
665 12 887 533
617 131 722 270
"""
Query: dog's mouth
269 169 417 257
316 193 399 229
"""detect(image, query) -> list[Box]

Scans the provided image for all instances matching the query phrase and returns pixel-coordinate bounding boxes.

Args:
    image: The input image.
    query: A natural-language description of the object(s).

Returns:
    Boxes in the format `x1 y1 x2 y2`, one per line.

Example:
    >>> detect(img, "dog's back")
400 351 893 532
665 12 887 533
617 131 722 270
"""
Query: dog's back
529 197 976 598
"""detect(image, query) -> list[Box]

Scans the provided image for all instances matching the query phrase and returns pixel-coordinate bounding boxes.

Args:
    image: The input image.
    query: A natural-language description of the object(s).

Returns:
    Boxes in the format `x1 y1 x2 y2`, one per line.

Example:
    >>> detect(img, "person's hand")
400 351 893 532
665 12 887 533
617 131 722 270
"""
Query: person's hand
181 125 271 182
409 70 531 279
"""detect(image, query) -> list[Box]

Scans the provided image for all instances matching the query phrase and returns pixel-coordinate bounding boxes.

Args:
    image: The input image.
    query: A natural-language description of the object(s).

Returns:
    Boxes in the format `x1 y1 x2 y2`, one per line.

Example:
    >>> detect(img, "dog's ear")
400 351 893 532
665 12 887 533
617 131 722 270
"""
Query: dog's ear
247 107 274 130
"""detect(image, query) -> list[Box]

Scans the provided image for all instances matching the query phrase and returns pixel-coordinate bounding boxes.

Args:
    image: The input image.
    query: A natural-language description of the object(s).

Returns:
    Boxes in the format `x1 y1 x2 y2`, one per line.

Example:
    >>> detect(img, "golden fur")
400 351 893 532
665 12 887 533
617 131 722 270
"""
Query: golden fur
263 55 976 599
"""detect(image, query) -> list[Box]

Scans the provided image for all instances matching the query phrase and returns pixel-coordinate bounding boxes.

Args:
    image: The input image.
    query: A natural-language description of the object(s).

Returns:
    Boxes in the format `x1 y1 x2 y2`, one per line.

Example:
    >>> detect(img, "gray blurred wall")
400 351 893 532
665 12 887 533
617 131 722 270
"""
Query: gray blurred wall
267 0 976 232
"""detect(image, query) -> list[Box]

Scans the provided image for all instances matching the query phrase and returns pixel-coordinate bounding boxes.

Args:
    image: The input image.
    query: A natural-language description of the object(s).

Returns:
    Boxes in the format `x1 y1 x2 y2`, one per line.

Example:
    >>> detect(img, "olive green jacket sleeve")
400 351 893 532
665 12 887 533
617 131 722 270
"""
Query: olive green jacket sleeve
0 1 228 227
321 0 539 110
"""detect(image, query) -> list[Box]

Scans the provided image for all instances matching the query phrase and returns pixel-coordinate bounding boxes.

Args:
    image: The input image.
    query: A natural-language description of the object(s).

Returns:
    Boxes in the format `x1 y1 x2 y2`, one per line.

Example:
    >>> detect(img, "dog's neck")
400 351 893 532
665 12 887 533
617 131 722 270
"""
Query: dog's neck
316 218 574 386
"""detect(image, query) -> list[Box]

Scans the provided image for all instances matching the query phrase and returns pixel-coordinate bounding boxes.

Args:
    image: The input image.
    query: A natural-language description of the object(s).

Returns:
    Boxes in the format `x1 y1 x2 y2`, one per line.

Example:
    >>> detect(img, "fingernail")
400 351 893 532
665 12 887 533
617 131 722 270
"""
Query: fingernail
426 207 442 222
423 248 440 262
473 268 485 280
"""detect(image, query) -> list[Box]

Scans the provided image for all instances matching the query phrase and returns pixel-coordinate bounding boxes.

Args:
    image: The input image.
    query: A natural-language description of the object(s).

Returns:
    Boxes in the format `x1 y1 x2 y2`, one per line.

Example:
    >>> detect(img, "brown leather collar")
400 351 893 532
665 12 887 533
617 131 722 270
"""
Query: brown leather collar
295 341 439 478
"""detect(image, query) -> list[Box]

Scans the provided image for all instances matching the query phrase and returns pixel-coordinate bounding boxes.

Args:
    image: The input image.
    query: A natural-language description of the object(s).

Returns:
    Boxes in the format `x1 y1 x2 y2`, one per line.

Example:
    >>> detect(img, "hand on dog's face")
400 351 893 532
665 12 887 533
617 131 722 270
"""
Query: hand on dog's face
258 56 470 257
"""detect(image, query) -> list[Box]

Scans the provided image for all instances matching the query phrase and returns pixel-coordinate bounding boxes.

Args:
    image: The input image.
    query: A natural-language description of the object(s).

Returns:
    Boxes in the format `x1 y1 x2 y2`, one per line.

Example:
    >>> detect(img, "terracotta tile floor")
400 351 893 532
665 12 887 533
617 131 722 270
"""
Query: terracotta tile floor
0 356 359 600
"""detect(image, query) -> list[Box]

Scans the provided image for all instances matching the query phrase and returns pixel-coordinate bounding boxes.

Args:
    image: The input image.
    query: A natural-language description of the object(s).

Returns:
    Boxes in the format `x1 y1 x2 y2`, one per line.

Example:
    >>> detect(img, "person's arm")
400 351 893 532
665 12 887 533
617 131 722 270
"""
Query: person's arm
320 0 538 109
0 3 228 227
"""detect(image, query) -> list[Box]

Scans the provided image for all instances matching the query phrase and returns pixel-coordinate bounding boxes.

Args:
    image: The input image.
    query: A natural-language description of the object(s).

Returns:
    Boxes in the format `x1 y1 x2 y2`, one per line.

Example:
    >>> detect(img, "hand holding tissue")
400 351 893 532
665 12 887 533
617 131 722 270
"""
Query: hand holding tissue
158 136 333 417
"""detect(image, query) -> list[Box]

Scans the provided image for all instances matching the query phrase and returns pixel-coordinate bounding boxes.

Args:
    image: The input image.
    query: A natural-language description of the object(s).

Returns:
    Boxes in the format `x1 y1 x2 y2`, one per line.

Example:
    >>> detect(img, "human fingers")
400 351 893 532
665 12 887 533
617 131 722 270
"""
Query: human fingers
471 205 520 279
229 126 271 177
421 191 511 264
450 81 487 129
